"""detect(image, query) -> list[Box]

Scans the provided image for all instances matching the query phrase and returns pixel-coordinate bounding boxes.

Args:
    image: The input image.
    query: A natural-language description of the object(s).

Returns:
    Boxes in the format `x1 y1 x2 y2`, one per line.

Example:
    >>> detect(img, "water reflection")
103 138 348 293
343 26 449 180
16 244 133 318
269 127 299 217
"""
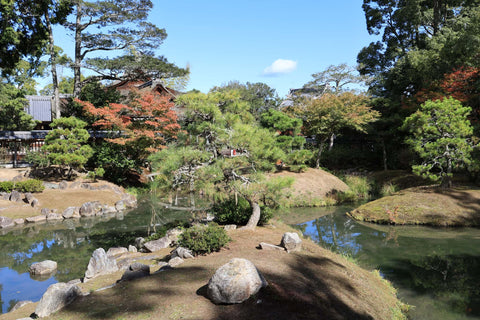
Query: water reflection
0 197 192 314
298 208 480 320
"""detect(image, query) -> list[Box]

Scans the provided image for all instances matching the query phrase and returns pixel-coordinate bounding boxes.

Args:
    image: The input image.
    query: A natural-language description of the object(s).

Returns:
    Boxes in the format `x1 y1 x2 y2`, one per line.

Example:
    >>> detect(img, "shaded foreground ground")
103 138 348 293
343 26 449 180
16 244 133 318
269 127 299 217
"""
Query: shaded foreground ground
349 186 480 226
1 223 406 320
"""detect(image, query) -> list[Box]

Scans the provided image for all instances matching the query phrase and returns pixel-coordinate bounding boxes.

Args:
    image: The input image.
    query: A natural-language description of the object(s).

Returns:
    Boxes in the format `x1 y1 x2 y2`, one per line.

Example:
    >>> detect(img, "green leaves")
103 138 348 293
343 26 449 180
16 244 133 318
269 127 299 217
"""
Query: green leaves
0 83 36 130
403 97 475 186
42 116 93 172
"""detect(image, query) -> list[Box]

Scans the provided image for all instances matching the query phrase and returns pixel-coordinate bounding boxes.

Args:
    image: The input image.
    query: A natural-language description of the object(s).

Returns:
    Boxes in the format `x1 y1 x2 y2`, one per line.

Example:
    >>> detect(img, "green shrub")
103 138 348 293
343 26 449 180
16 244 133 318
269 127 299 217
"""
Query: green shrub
25 150 49 167
0 181 14 192
16 179 45 193
0 179 44 193
213 197 272 226
338 175 372 203
178 223 231 255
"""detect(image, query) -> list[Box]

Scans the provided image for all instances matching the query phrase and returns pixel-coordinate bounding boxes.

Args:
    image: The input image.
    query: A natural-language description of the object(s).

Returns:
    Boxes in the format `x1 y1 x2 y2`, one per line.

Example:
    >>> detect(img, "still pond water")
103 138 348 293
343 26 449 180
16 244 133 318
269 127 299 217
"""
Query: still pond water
0 202 479 320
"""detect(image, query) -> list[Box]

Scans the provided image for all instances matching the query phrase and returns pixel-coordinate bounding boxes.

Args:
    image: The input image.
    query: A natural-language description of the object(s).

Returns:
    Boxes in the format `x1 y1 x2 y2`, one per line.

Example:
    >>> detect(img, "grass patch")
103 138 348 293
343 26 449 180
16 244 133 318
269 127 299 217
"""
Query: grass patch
337 175 372 203
348 186 480 226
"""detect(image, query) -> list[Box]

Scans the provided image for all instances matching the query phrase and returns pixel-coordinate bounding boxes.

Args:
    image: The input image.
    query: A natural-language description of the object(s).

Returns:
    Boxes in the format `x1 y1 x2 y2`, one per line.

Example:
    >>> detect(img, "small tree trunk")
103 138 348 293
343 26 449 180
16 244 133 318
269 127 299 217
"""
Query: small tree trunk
441 157 453 189
381 138 388 171
244 200 261 230
328 133 335 151
315 140 326 169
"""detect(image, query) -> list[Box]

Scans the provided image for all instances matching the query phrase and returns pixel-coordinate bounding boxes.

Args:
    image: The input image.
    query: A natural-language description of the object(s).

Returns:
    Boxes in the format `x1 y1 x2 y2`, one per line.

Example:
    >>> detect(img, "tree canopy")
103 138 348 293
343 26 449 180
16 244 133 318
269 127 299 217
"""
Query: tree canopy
69 0 187 96
403 97 475 187
149 89 292 229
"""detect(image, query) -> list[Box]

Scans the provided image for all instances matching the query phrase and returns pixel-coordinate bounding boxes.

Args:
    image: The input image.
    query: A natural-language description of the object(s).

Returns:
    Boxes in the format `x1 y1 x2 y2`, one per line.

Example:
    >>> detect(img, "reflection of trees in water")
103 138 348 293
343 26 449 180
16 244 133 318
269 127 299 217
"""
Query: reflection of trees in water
0 199 193 283
394 254 480 317
310 213 361 257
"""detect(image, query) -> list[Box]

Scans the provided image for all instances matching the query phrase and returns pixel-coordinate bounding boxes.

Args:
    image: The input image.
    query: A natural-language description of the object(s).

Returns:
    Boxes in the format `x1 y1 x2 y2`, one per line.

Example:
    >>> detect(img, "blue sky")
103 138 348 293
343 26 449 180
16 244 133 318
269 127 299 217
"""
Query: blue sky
51 0 375 98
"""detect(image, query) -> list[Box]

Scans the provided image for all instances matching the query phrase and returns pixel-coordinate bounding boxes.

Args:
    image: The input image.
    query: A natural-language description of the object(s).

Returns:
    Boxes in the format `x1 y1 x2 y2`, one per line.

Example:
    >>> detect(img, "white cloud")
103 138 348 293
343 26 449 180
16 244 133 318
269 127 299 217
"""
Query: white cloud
262 59 297 76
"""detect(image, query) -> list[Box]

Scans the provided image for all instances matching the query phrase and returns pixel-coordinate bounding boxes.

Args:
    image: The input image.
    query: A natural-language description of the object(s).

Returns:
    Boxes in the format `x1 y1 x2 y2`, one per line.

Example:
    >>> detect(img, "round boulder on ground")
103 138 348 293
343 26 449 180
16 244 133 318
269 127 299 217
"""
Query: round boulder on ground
34 283 81 318
281 232 302 253
120 262 150 281
9 190 22 202
207 258 268 304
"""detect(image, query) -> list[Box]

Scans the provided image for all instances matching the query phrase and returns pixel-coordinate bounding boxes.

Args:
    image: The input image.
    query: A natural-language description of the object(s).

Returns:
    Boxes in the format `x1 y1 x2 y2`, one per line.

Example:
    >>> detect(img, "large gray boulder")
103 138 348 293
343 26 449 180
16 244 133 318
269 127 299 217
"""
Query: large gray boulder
29 260 57 275
0 216 14 229
46 212 63 221
168 257 184 267
10 300 33 312
79 201 101 217
135 237 145 249
120 262 150 281
25 215 47 223
62 206 80 219
166 227 183 244
114 200 126 211
31 198 40 208
84 248 119 282
171 247 194 259
281 232 302 253
207 258 268 304
107 247 128 257
58 181 68 189
9 190 22 202
143 236 172 252
34 283 81 318
24 192 35 204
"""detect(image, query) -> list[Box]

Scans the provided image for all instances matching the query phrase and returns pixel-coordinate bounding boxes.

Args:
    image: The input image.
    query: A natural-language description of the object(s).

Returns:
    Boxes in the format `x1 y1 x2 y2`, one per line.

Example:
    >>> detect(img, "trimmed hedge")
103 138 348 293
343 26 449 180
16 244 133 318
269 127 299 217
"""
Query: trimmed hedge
178 223 231 255
0 179 45 193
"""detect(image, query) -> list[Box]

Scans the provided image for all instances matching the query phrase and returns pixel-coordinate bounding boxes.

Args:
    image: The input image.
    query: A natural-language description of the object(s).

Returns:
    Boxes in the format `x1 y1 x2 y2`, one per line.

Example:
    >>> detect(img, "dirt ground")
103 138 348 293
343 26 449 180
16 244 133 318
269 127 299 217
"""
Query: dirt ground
1 223 405 320
273 168 349 198
0 168 123 219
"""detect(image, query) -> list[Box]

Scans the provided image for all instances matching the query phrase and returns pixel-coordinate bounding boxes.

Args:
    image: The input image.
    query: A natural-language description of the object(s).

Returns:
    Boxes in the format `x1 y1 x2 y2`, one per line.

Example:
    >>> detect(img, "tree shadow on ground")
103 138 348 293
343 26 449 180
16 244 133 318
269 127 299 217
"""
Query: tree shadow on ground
433 188 480 226
56 266 209 320
206 255 375 320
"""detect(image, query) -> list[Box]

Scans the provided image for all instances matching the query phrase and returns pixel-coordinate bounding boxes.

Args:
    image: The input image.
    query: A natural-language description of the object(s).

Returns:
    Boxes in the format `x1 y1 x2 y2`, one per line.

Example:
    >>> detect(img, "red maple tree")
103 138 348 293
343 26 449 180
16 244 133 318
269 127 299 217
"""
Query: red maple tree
405 66 480 123
77 91 181 155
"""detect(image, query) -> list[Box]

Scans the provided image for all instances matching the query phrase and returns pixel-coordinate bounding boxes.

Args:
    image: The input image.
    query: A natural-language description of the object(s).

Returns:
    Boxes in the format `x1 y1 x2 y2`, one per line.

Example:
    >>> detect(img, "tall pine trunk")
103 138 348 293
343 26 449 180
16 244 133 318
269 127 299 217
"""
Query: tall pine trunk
45 13 60 119
73 2 83 97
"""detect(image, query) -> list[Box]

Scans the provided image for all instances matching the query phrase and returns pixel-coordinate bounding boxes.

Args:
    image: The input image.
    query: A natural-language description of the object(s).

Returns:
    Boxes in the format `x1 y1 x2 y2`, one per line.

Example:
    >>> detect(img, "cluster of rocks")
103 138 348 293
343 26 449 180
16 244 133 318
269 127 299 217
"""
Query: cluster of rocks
13 227 302 318
259 232 303 253
0 182 137 229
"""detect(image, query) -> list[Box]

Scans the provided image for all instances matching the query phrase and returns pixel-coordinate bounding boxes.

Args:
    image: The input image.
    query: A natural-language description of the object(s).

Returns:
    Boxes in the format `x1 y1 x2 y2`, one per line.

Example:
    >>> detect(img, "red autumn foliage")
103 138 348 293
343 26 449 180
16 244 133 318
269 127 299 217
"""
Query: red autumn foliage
76 91 181 153
405 66 480 123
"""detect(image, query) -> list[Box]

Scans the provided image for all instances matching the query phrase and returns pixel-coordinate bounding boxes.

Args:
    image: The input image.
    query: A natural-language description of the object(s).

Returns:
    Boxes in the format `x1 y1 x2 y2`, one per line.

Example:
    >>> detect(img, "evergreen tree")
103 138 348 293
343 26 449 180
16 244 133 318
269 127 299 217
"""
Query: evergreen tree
403 97 475 188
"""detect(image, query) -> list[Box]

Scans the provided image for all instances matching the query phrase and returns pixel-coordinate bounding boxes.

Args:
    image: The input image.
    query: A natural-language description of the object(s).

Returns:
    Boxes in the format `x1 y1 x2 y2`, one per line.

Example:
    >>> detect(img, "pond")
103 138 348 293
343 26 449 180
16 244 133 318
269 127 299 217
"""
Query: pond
1 202 479 319
0 197 192 314
294 205 480 320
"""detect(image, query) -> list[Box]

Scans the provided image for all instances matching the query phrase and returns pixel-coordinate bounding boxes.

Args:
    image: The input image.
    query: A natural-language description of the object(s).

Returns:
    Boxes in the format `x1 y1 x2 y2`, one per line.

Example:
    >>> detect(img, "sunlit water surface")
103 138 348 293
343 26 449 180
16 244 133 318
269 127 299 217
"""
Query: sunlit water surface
294 205 480 320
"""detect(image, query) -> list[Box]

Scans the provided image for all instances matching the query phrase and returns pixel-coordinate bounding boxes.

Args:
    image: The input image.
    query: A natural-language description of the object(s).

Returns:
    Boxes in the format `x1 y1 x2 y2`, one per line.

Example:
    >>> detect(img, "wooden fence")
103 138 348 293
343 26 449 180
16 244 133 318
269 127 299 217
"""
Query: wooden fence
0 131 48 167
